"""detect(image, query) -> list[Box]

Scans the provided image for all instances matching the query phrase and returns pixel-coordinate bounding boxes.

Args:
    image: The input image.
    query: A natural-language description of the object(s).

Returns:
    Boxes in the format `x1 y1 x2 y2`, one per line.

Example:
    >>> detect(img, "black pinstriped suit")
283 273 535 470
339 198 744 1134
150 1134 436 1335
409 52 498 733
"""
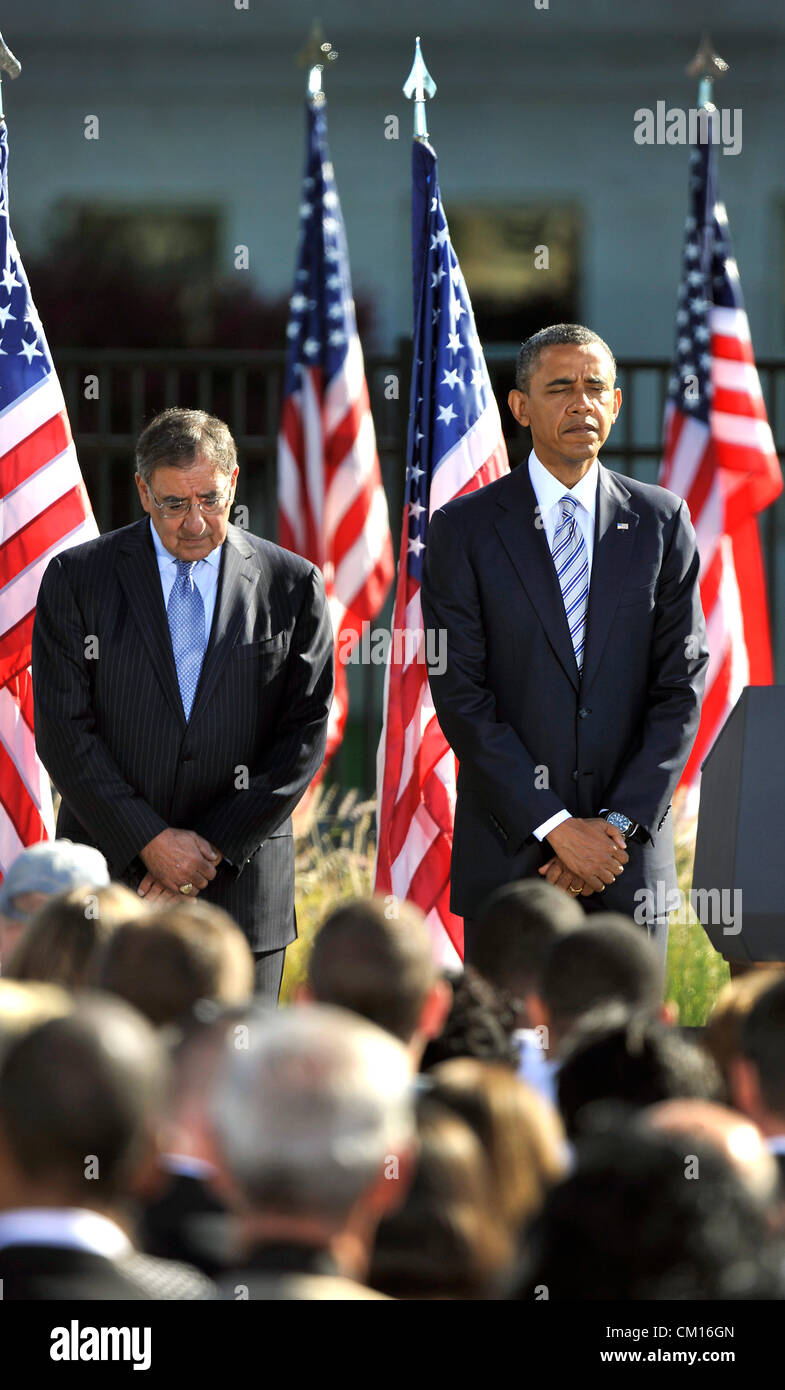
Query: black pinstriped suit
31 518 334 952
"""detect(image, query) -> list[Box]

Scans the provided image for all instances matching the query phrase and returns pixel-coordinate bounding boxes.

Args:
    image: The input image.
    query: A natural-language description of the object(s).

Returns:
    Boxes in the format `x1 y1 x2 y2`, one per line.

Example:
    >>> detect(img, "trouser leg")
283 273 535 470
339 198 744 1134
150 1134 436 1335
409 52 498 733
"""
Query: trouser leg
251 946 287 1003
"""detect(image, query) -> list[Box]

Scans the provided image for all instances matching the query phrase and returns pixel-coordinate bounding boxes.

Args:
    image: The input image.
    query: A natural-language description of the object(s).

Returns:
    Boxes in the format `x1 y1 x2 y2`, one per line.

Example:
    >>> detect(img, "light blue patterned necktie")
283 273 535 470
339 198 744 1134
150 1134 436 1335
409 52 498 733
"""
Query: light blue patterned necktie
167 559 206 720
551 494 589 671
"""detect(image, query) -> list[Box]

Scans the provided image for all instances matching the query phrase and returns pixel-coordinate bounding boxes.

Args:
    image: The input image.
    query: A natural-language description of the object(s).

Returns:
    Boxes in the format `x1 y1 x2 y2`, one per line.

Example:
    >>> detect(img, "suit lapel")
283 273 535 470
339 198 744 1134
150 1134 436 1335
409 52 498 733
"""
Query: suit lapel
116 520 261 727
580 464 639 693
116 520 184 723
188 524 259 721
493 463 581 691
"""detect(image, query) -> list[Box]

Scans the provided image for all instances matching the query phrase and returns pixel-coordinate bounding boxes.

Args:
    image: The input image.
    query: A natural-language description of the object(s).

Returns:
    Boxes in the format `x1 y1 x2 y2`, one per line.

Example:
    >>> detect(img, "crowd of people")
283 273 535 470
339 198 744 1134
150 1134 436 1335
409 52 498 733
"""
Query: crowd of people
0 838 784 1301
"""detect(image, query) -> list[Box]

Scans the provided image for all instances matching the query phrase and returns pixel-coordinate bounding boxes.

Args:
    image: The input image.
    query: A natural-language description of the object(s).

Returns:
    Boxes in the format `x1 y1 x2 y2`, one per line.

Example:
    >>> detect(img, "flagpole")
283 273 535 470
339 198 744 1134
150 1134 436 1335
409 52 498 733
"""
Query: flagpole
0 31 21 124
686 31 728 108
403 36 436 140
296 19 338 105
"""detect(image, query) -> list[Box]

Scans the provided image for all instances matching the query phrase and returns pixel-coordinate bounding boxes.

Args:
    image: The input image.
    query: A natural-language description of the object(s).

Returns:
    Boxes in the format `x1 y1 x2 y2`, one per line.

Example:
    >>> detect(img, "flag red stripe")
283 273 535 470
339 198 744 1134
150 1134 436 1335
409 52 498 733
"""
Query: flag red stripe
0 410 72 496
0 724 47 848
0 611 34 688
680 643 734 787
324 386 370 475
0 483 92 591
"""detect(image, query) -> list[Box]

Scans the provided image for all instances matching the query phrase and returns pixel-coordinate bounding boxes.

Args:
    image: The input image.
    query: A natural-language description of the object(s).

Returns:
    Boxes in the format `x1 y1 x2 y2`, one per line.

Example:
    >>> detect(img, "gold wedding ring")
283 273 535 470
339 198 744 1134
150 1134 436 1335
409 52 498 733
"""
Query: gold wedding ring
179 882 194 896
569 885 581 894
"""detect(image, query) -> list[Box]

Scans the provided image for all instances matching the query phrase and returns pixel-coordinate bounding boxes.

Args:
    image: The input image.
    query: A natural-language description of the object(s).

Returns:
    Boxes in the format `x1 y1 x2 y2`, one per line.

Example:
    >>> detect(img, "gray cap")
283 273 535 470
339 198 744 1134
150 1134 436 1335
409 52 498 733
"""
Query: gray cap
0 840 110 921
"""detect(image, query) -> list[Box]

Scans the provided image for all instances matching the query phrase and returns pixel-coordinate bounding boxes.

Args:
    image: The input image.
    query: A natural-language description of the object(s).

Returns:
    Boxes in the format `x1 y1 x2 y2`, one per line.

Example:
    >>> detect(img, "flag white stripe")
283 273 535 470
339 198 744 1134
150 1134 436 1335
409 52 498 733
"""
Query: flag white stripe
425 908 463 969
301 372 325 543
710 306 750 341
323 335 365 437
0 683 54 827
711 411 775 452
0 374 65 453
0 515 97 633
332 487 392 606
324 412 378 535
664 415 710 504
430 401 504 514
277 429 307 553
390 801 439 899
712 359 764 396
396 683 432 802
0 800 25 877
1 444 82 543
694 475 723 570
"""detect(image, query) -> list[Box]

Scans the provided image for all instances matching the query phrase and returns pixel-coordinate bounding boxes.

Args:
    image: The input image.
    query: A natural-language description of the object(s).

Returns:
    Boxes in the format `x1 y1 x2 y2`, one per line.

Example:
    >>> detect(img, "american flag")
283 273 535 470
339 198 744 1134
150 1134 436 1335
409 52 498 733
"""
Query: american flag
0 122 97 882
374 138 509 966
660 120 782 815
278 99 394 770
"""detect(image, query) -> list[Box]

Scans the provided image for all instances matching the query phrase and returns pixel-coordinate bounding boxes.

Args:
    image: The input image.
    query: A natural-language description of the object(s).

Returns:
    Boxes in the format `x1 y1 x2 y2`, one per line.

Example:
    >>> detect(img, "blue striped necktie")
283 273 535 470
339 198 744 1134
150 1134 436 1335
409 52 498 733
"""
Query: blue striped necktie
167 559 206 720
551 494 589 671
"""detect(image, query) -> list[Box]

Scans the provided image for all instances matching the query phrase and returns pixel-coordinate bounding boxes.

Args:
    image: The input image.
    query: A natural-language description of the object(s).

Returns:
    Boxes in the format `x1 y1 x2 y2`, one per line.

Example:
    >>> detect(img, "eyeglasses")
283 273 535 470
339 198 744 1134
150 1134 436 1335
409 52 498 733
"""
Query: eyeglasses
148 483 233 520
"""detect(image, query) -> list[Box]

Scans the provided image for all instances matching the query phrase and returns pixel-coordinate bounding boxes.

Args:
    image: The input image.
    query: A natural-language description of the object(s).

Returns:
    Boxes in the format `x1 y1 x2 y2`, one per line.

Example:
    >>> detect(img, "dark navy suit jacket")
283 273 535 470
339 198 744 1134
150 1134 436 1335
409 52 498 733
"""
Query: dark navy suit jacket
31 519 334 951
421 460 709 921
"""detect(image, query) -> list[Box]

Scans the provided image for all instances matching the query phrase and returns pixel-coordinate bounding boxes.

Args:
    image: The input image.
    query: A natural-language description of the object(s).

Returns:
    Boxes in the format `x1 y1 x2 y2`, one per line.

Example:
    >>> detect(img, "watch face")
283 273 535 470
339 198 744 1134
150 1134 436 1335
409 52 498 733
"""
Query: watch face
607 811 633 834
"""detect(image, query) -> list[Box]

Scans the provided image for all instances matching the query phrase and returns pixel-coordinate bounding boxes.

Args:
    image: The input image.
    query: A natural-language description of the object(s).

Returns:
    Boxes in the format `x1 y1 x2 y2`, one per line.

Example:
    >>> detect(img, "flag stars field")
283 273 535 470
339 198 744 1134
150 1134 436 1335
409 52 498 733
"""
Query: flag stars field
374 133 509 963
0 118 97 878
277 96 393 773
660 131 782 810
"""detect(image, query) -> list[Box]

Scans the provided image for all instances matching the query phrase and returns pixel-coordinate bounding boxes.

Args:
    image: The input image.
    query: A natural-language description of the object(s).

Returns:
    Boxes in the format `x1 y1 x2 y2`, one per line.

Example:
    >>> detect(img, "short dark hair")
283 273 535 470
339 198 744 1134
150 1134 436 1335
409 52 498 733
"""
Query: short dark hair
511 1123 784 1300
471 880 584 999
557 1010 722 1140
307 897 436 1044
135 408 237 485
742 976 785 1116
420 967 519 1071
540 914 660 1041
514 324 616 393
0 995 168 1204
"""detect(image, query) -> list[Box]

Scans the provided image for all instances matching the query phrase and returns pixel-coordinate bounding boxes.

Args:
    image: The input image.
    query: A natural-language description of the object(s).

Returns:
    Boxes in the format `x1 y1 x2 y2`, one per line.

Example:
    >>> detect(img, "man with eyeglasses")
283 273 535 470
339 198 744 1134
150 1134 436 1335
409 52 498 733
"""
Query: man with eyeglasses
31 408 334 1000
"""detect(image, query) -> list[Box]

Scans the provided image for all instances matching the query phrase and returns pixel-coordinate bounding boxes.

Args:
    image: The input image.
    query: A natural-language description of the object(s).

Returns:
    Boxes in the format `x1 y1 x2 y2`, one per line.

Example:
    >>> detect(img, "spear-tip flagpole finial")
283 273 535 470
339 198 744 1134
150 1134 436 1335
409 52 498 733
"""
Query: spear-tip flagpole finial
686 33 728 109
0 31 21 125
403 36 436 141
296 20 338 106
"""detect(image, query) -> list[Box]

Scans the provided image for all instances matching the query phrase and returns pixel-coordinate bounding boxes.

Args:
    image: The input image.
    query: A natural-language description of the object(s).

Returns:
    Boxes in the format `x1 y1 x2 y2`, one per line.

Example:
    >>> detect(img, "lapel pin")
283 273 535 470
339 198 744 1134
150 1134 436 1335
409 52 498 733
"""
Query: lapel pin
617 522 629 530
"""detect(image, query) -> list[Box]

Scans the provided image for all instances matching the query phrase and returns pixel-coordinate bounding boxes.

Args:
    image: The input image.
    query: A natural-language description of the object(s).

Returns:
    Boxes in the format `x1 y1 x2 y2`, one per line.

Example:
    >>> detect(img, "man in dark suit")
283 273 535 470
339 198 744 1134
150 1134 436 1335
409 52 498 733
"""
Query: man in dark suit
421 324 709 971
0 996 212 1300
32 408 334 1000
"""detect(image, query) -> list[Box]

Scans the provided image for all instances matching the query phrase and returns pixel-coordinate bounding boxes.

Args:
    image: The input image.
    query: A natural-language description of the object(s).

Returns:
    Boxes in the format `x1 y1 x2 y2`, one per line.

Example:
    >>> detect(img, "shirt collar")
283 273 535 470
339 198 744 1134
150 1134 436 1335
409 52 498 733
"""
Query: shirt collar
160 1153 217 1181
528 449 599 522
149 517 223 570
0 1207 132 1257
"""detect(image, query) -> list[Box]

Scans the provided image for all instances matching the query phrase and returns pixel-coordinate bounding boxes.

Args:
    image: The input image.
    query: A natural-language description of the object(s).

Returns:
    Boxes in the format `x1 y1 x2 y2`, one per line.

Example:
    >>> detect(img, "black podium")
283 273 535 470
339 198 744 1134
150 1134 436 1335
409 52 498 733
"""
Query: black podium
692 686 785 962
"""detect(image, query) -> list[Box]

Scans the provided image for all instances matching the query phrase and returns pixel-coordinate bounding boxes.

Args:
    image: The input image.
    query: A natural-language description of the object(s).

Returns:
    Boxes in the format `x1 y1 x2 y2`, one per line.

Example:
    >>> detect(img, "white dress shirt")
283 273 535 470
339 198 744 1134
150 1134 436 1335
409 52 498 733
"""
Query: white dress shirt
150 519 223 640
527 450 599 843
514 1027 560 1108
0 1206 132 1257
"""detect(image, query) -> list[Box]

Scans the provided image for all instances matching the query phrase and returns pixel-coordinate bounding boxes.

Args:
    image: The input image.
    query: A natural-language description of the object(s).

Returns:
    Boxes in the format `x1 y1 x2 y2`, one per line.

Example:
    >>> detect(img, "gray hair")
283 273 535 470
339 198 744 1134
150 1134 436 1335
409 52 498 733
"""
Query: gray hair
515 323 616 394
210 1005 415 1222
134 408 237 485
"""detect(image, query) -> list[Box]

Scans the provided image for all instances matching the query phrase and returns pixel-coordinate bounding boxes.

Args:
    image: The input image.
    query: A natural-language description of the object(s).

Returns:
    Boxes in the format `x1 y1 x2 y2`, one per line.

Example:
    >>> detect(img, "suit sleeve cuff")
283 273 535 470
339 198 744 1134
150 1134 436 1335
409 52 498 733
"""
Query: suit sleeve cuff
533 809 572 842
